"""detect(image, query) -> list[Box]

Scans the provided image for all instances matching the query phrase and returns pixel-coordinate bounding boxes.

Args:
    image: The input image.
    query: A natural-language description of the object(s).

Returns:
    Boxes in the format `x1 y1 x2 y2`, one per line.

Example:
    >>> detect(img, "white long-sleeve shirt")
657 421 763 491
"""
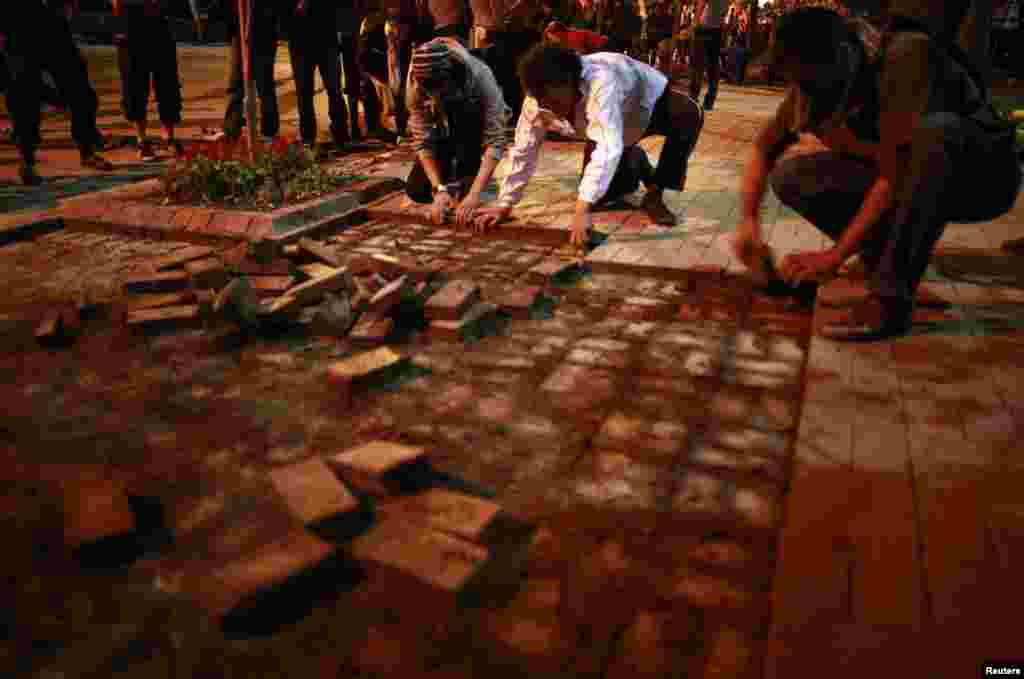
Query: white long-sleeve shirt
496 52 668 209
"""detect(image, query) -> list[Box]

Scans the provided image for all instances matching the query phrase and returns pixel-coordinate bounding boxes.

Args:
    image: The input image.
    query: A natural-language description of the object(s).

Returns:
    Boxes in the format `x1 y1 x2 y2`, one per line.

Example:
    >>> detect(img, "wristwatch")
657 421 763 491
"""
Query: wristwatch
434 182 457 197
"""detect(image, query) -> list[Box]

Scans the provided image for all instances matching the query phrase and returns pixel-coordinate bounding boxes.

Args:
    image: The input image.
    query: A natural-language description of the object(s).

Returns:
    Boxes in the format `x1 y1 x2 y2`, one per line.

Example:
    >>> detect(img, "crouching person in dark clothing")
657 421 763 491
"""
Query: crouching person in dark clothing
404 37 512 226
2 0 112 185
733 7 1022 340
113 0 195 160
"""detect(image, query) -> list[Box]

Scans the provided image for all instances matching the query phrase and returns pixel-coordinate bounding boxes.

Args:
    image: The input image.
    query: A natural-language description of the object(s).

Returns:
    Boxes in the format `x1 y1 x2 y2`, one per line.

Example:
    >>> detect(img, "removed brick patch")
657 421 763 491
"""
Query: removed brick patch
269 458 359 525
424 279 481 321
428 301 499 341
329 440 429 497
125 305 203 331
123 271 191 295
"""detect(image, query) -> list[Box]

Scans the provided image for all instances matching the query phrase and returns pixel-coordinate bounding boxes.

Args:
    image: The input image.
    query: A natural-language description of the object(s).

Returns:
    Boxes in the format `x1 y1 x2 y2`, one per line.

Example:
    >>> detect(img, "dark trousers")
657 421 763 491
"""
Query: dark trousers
289 36 349 144
689 27 723 106
406 113 484 203
223 28 279 139
5 11 103 163
116 14 182 126
581 81 704 203
769 113 1023 302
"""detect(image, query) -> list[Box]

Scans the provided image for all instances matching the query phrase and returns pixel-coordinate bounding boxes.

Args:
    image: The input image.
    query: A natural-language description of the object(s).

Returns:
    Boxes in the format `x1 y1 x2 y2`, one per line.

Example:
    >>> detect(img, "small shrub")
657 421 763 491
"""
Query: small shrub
161 137 368 210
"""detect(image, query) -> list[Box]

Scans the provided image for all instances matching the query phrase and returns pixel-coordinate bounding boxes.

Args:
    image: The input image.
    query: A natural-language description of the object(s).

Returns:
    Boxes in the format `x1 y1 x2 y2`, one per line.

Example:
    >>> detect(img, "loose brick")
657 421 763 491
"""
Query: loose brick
349 518 489 611
298 237 343 268
123 271 191 295
496 286 542 319
346 254 376 275
194 289 216 317
35 309 63 341
213 277 262 324
189 529 335 618
235 258 292 276
185 257 230 290
424 279 481 321
150 245 216 272
268 458 358 524
125 291 196 311
366 275 408 313
329 440 428 496
428 301 498 340
125 305 202 331
378 489 501 543
279 267 352 306
60 468 137 548
325 347 409 403
299 263 338 280
348 312 394 341
248 275 295 298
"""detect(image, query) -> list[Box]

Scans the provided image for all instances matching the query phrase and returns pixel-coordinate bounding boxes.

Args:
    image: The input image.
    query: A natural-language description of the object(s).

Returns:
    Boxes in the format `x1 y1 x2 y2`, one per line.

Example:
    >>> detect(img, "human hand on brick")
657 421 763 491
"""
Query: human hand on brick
431 191 454 226
455 192 481 228
473 206 511 233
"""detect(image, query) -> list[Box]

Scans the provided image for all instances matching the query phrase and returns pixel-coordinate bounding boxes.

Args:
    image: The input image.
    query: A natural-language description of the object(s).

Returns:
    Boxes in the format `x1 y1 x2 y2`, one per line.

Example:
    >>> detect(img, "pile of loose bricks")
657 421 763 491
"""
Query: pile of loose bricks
59 439 532 632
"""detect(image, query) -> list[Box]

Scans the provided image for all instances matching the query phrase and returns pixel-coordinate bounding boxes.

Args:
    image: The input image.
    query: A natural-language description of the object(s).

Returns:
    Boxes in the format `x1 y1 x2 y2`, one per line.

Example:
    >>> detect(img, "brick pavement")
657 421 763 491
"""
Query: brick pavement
3 51 1024 677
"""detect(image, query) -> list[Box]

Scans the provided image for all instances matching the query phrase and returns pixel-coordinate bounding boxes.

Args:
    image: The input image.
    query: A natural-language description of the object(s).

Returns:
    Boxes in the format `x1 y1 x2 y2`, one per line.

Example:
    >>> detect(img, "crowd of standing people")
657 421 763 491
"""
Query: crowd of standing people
0 0 768 186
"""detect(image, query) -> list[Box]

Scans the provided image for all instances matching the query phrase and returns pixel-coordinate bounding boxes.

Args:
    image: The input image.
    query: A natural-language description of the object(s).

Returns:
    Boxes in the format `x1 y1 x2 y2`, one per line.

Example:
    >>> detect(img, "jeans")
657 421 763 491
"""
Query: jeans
289 36 349 144
581 80 704 202
769 113 1023 302
223 29 280 139
116 14 182 125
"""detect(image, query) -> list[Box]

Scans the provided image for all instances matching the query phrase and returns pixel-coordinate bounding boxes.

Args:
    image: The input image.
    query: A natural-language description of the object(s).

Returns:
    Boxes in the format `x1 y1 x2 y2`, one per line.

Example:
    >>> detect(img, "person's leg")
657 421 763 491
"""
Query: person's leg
319 44 350 146
339 34 363 142
644 83 704 224
7 49 44 183
150 17 185 156
223 32 245 138
703 28 722 110
253 27 280 140
688 29 707 101
288 36 317 145
872 113 1022 303
44 12 109 167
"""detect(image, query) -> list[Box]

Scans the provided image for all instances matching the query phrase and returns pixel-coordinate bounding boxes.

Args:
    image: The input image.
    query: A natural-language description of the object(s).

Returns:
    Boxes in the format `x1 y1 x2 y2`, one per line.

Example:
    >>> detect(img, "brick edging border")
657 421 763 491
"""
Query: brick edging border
56 176 405 245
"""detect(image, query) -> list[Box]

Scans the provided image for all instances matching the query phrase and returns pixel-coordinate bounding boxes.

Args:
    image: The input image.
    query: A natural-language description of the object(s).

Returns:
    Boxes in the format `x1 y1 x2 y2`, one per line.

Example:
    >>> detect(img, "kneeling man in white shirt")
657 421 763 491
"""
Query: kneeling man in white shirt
474 44 704 246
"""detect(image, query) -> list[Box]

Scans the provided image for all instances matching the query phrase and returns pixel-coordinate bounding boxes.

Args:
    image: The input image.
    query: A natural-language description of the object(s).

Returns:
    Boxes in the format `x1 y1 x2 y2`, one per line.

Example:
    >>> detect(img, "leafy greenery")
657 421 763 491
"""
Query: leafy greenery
160 137 368 210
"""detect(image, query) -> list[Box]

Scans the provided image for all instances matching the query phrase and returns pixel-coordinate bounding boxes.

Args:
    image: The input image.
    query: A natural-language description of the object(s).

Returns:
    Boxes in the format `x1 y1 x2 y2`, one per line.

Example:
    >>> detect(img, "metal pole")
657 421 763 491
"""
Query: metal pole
238 0 258 161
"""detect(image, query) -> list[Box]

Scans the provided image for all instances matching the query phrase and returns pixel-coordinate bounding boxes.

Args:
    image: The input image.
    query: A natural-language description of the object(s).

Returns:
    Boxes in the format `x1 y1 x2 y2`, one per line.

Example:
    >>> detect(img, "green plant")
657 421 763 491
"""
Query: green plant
161 137 368 209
